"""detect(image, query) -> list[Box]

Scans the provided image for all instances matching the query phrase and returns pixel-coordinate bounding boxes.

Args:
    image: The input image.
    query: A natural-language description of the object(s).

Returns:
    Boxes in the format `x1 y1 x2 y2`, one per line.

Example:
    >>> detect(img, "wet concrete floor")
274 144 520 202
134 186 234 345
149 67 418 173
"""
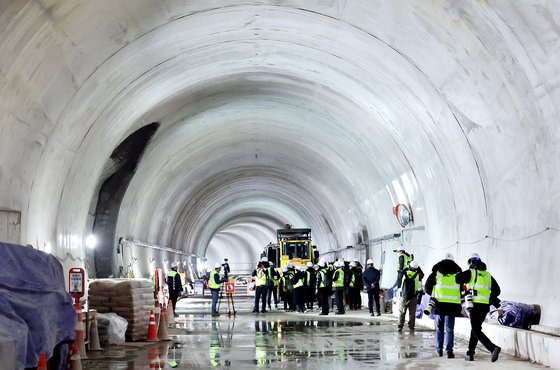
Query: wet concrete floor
83 296 544 369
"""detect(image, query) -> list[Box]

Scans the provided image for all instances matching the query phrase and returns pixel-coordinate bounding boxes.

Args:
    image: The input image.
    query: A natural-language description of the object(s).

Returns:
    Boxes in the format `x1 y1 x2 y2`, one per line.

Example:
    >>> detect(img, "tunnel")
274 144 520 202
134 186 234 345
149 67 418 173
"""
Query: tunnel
0 1 559 368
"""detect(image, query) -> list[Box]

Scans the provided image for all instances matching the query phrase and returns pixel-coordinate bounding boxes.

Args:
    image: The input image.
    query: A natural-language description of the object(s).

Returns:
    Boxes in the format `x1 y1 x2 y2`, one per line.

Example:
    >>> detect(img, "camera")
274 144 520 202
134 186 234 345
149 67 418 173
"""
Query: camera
464 290 474 310
423 299 436 315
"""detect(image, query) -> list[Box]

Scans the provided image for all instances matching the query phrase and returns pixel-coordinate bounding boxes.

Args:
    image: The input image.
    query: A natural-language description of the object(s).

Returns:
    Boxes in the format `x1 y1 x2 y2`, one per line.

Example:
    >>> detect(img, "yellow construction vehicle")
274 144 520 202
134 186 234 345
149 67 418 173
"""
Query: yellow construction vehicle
263 228 313 268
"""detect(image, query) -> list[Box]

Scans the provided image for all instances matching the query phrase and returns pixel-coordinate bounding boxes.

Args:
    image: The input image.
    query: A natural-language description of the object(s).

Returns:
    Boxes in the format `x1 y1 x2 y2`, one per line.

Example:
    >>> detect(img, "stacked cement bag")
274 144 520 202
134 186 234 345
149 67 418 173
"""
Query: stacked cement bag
88 279 154 341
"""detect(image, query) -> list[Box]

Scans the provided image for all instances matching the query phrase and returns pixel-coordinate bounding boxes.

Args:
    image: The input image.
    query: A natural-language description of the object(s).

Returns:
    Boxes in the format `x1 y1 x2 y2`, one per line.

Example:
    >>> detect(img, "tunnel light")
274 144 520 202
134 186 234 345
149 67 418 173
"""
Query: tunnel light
85 234 97 249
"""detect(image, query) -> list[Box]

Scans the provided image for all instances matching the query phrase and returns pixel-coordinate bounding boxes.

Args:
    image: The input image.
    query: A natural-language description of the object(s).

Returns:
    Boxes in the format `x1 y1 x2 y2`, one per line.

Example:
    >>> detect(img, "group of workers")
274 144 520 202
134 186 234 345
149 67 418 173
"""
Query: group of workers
395 248 502 362
204 248 502 363
248 256 381 317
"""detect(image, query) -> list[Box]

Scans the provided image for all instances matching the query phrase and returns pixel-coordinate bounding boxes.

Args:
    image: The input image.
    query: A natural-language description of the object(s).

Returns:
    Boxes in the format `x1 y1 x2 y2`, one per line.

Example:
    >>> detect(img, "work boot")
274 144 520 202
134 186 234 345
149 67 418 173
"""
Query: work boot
491 347 501 362
464 354 474 361
397 326 403 332
447 351 454 359
376 312 381 316
436 350 443 357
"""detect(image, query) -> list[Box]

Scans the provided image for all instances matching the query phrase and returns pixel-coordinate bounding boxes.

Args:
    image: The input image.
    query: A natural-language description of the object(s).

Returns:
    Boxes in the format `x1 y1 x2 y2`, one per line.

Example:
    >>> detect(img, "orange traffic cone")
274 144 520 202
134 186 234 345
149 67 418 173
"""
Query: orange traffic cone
158 306 171 341
74 308 87 359
88 310 102 351
68 343 83 370
148 345 160 369
167 299 175 327
37 353 47 370
147 310 159 341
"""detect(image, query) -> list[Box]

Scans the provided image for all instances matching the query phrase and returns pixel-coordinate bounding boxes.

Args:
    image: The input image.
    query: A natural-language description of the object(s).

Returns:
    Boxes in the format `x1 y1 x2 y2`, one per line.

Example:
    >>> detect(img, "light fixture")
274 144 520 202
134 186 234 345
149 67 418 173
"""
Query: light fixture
85 234 97 249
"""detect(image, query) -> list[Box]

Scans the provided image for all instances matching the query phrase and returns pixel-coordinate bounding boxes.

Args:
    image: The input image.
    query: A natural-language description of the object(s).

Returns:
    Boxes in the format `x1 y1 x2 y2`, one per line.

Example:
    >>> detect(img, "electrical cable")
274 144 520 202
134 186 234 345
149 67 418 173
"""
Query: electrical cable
428 226 560 251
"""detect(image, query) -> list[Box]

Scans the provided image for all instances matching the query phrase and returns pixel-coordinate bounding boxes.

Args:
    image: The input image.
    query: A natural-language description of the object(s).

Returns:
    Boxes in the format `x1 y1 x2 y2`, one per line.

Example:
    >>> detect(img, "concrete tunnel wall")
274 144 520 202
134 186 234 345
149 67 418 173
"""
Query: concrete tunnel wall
0 1 559 326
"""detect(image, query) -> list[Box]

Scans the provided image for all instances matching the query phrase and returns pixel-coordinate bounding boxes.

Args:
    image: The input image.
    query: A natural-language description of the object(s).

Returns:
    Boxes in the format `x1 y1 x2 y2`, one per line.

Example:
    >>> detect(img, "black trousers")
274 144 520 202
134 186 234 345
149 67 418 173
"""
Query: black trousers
367 288 380 314
467 306 496 356
334 288 345 313
306 286 314 309
293 286 305 312
318 288 329 314
283 291 294 310
169 293 179 314
254 286 267 312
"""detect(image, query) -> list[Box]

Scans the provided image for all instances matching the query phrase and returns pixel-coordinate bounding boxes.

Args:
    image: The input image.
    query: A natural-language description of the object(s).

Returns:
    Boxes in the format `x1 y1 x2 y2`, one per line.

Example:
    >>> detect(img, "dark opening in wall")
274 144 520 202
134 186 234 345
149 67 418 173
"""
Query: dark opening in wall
92 123 159 277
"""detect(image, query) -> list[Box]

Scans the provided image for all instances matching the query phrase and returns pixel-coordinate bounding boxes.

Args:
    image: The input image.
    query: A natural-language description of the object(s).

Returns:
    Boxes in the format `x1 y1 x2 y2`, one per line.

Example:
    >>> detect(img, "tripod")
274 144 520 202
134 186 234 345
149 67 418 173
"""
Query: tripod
217 282 237 316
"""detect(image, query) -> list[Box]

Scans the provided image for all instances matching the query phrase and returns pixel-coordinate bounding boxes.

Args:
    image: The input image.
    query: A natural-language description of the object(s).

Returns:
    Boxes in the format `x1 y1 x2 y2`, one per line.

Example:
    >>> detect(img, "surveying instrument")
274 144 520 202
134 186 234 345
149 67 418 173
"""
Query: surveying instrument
217 279 237 316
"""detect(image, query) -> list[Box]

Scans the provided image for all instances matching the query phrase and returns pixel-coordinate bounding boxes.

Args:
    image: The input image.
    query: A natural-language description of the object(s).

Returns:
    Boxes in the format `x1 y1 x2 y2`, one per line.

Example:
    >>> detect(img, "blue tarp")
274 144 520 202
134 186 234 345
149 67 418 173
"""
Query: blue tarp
0 243 76 369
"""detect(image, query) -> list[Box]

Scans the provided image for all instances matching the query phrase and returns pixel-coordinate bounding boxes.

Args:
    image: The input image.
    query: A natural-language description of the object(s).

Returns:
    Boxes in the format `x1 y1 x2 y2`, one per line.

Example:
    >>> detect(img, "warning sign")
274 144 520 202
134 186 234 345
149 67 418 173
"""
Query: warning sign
225 282 235 295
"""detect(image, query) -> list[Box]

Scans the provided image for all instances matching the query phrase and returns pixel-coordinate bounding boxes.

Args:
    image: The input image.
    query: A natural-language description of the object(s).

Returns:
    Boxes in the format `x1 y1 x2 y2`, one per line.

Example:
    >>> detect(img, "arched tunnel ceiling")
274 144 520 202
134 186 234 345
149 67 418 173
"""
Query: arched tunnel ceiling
1 1 560 323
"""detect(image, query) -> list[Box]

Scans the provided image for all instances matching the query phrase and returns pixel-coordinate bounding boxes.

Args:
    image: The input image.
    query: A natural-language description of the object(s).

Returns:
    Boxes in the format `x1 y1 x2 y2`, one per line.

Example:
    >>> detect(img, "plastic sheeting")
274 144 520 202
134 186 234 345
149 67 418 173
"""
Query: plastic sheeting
0 243 76 369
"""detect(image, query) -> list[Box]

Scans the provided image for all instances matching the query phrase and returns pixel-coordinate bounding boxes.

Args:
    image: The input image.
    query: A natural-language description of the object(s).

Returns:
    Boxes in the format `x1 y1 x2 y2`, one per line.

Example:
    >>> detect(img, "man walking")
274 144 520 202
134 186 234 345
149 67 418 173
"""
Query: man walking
455 253 502 362
166 262 183 315
425 253 462 358
362 259 381 316
398 260 422 332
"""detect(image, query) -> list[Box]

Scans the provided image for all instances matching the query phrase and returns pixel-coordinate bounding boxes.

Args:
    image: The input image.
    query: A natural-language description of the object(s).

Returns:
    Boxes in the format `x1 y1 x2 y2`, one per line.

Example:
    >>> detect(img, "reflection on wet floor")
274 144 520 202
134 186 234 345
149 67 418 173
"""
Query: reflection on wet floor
83 297 542 369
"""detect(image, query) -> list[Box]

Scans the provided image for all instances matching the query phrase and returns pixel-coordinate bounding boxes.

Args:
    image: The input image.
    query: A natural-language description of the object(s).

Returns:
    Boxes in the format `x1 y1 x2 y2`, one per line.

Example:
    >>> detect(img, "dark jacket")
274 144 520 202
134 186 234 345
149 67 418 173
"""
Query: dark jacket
455 260 501 312
351 267 363 290
167 269 183 295
425 259 462 316
305 267 316 288
362 266 380 290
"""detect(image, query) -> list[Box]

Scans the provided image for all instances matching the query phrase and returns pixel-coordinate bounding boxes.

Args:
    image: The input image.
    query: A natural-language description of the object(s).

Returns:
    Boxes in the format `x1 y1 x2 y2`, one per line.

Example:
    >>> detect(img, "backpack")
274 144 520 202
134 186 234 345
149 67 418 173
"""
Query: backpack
283 272 294 292
401 272 418 301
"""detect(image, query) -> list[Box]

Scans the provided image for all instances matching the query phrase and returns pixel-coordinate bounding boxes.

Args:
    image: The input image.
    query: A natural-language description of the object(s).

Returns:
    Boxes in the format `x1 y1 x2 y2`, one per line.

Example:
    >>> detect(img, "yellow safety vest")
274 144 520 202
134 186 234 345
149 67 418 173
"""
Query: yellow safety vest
398 253 412 271
432 272 461 304
208 270 221 290
255 269 266 287
333 268 344 288
467 269 492 304
318 268 329 288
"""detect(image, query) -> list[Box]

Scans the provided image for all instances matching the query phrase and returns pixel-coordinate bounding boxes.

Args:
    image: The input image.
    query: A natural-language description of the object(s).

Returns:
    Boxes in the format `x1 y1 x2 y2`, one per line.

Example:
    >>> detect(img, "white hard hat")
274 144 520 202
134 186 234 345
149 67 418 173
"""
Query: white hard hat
306 262 313 267
214 263 221 269
282 267 287 273
366 259 374 265
444 252 454 261
349 261 356 267
261 256 268 262
469 253 481 261
318 260 326 267
409 260 419 269
270 262 274 267
396 247 404 252
287 262 294 268
171 262 178 269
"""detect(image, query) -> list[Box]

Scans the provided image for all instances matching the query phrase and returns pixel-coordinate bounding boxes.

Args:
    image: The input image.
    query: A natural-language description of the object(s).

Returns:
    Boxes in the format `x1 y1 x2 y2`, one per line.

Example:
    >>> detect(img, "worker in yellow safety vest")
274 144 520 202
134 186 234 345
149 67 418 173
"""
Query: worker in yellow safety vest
455 253 502 362
316 260 331 315
251 261 268 314
266 262 279 310
425 252 462 358
167 262 183 315
292 267 306 313
305 262 316 310
208 263 227 316
397 260 422 332
332 261 345 314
